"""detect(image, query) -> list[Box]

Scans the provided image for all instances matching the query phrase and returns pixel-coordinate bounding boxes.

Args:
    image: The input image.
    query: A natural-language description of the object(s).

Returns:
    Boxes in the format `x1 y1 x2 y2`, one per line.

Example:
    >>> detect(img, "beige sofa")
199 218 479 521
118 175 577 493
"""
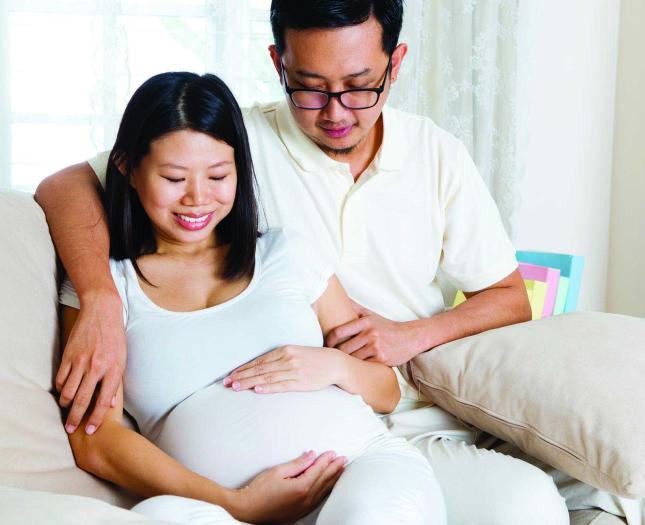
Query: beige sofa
0 188 626 524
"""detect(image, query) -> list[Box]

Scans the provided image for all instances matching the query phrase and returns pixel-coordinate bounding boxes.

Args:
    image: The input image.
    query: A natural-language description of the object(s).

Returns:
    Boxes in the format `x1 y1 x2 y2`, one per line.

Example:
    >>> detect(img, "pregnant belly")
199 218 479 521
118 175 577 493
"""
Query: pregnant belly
155 382 388 488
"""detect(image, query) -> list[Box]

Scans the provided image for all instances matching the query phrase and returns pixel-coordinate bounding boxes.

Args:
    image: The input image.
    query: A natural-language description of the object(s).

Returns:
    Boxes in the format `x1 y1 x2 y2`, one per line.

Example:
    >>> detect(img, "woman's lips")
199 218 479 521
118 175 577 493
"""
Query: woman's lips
321 125 353 138
173 212 214 231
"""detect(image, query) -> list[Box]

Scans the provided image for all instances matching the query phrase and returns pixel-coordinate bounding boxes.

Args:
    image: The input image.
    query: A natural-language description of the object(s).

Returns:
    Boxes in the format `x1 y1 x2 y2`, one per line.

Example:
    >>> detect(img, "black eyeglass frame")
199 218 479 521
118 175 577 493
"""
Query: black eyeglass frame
280 57 392 110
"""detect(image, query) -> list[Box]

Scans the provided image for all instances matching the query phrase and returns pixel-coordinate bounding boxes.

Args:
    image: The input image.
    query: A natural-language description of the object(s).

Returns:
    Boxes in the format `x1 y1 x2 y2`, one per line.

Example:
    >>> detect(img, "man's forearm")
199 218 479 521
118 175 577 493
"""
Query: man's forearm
409 273 532 354
35 162 115 300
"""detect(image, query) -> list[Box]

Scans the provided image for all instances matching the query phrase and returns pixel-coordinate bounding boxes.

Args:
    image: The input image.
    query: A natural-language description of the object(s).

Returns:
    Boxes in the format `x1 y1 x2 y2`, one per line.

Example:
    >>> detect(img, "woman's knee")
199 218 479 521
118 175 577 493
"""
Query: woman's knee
131 495 243 525
315 444 447 525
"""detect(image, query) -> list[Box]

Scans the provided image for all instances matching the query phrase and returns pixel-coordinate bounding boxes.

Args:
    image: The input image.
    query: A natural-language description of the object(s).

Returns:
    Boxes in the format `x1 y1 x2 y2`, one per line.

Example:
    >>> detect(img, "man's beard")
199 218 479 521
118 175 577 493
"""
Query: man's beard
317 143 358 156
314 132 366 157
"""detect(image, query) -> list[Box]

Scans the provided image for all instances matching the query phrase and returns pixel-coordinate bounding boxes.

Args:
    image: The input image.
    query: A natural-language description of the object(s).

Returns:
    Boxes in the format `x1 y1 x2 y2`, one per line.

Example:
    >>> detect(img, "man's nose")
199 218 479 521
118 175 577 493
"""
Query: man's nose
321 96 350 122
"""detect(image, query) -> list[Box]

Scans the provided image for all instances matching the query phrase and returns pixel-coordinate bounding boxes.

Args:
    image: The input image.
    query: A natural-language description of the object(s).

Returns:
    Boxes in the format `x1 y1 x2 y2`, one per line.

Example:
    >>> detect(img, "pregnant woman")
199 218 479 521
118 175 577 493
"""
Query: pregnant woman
60 72 445 524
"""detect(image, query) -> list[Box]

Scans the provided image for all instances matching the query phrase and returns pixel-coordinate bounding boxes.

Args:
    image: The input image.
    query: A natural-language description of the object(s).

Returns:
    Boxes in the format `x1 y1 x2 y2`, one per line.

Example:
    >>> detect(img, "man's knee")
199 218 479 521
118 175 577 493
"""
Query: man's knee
420 438 568 525
475 464 569 525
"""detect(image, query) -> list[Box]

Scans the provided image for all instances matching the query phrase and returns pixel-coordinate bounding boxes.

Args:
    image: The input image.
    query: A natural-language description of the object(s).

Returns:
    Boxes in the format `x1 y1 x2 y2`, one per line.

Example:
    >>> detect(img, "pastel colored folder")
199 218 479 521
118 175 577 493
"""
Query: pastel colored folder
524 279 547 320
453 290 466 308
518 263 561 317
553 276 570 315
516 252 584 313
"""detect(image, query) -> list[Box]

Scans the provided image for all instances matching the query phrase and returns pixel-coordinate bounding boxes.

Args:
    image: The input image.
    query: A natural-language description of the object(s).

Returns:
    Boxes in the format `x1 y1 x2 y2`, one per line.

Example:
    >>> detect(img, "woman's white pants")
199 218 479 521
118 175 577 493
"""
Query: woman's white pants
131 436 446 525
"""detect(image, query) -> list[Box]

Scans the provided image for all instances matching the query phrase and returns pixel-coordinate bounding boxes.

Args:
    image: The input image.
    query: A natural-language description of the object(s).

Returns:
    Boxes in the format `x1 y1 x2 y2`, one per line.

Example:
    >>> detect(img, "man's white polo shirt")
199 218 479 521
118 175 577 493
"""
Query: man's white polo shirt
244 101 518 322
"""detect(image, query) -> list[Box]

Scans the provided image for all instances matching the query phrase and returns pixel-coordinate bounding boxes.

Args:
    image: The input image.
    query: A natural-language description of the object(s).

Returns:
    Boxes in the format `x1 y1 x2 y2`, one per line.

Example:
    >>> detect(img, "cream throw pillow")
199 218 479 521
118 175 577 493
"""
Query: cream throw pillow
406 311 645 498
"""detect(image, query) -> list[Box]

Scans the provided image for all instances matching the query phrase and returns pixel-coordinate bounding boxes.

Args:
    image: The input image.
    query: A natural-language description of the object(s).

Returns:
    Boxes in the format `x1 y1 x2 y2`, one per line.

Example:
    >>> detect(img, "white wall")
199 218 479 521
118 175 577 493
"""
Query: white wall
513 0 621 312
606 0 645 318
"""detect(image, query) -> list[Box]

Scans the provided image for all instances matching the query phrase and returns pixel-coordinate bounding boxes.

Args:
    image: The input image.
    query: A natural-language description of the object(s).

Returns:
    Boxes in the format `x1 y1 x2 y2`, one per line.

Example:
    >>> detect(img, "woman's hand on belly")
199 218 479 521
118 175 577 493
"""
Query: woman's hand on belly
228 450 346 524
223 345 348 394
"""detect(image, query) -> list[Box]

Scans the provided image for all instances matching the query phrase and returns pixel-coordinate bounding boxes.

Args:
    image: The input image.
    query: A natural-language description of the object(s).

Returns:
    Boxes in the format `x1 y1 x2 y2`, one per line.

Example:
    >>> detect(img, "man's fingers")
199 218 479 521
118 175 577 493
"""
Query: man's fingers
325 318 366 348
85 372 120 434
349 346 376 361
349 299 373 318
64 374 99 431
337 334 368 356
55 359 72 393
58 365 85 408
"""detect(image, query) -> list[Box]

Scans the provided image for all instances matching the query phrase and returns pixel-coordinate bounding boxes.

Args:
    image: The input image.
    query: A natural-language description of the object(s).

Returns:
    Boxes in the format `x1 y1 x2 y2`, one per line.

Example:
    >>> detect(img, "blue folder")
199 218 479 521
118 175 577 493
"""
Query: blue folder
515 251 585 313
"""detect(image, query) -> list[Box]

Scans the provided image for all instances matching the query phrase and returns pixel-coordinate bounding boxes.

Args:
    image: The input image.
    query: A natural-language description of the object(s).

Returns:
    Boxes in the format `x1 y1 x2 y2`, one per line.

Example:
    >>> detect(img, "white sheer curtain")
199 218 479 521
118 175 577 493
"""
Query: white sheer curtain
392 0 526 236
1 0 526 235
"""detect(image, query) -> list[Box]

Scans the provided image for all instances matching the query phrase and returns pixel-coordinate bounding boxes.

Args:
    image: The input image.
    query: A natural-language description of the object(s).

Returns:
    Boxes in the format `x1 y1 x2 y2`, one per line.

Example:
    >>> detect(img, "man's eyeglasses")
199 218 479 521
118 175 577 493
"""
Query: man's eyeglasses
280 58 392 110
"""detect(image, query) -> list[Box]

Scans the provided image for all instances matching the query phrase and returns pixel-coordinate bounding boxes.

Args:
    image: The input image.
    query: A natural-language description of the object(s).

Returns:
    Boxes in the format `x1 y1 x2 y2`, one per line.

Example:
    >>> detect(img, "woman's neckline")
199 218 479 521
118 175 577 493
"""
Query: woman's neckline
123 245 261 315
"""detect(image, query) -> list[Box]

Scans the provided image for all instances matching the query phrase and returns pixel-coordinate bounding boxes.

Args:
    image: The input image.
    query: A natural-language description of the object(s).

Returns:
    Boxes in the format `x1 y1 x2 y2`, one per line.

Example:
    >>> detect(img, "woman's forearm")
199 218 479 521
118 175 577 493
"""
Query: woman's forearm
334 352 400 414
70 420 234 508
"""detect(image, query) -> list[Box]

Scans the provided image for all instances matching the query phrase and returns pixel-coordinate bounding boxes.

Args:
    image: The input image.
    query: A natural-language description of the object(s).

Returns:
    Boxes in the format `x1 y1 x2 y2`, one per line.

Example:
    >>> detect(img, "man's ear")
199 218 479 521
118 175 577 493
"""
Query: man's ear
268 45 282 80
390 43 408 84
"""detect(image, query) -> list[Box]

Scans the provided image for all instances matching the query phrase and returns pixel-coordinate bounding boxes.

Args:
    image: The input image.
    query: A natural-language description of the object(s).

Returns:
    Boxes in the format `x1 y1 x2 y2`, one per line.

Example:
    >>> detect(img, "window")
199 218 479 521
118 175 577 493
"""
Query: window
1 0 280 191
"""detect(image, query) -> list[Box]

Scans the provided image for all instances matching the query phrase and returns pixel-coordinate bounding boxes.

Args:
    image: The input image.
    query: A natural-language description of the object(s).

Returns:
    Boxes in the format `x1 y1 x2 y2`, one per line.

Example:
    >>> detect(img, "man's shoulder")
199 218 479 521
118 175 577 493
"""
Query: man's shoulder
242 101 282 125
384 105 468 160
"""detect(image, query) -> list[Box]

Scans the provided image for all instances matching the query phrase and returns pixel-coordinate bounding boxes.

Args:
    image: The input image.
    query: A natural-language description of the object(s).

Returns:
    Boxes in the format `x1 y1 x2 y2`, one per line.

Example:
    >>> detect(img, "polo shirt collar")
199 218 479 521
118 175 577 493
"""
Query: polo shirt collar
275 100 403 174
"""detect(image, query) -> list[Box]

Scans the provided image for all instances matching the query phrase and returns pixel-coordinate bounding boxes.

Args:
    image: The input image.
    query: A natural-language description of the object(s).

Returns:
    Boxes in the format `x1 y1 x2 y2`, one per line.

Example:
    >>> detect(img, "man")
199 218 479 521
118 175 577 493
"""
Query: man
36 1 630 523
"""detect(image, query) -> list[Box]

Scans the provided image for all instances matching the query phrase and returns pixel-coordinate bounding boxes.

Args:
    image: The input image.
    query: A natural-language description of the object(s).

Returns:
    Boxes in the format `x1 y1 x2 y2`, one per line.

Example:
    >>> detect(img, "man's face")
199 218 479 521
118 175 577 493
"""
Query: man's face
270 16 406 156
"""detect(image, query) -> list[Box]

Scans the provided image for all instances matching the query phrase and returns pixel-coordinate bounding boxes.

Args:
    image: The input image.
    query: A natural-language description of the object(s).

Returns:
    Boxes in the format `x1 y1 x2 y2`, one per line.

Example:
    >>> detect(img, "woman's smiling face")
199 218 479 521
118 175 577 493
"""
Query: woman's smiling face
131 129 237 252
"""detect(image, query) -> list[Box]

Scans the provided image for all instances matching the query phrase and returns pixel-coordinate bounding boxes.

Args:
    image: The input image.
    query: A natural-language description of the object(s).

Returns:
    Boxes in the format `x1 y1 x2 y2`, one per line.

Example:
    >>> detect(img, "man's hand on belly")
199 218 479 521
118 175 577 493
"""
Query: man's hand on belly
223 345 346 394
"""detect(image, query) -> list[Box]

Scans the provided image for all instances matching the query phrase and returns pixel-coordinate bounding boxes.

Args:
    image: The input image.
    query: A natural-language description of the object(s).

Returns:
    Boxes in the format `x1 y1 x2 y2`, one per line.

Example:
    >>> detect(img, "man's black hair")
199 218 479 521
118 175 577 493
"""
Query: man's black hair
270 0 404 56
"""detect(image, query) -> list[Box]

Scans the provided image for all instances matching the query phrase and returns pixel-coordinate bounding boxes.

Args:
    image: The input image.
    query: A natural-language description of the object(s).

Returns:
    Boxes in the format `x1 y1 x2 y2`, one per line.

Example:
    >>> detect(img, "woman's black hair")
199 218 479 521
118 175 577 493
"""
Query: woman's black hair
270 0 404 56
105 72 258 283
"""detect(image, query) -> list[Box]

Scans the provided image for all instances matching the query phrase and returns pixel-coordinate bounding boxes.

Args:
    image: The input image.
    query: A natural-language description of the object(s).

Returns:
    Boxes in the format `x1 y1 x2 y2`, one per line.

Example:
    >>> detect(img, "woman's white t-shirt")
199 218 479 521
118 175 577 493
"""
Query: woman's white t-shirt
60 229 389 488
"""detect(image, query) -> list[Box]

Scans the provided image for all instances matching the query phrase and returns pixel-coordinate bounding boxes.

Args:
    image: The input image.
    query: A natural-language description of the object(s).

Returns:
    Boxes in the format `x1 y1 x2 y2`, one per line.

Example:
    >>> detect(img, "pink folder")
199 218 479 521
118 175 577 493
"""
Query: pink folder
518 263 561 317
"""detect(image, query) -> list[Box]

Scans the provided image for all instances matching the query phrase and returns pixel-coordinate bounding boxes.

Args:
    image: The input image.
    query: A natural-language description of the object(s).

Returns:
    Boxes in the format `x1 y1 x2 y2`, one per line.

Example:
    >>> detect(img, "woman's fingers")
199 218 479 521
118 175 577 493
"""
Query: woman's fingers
252 380 301 394
230 347 286 375
308 456 347 501
227 370 295 391
295 451 337 486
275 450 317 478
226 359 286 384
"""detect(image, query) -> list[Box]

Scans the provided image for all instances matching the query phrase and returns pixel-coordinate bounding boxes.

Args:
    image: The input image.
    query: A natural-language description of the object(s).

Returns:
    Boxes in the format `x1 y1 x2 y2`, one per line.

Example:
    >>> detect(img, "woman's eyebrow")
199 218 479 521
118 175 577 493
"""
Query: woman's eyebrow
295 68 372 80
158 161 233 170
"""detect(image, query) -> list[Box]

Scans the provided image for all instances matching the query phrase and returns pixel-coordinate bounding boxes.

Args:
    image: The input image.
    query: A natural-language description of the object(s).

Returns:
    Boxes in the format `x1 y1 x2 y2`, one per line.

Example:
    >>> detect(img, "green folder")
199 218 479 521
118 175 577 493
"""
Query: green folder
516 251 584 313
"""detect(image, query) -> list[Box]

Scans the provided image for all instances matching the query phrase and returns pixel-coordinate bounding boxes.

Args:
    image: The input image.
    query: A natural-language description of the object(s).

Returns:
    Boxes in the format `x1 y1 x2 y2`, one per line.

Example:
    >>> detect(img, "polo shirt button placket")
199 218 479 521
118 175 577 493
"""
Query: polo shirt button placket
340 188 367 265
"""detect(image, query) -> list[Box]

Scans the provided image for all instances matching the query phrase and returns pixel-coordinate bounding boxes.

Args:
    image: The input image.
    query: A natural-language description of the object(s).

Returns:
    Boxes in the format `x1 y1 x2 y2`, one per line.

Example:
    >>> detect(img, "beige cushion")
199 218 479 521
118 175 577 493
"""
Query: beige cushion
0 486 173 524
406 311 645 498
0 190 136 508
